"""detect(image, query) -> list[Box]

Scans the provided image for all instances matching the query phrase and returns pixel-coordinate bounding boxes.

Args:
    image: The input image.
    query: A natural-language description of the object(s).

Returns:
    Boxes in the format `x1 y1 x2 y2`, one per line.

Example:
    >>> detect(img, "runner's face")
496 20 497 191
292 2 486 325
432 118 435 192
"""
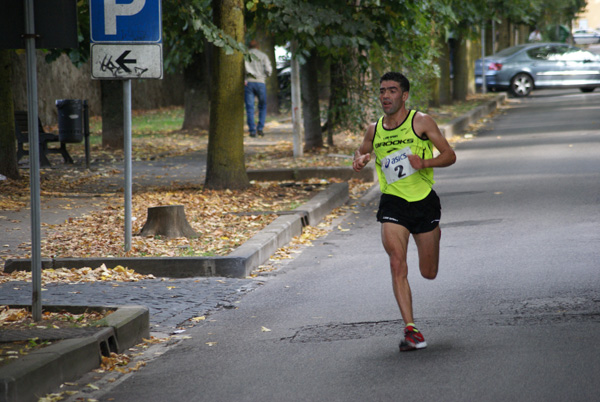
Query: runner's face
379 81 405 115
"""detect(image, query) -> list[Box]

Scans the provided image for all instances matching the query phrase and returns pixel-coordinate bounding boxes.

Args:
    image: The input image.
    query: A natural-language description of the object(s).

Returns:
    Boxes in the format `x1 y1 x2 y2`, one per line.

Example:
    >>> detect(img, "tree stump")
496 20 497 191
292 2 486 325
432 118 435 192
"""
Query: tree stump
138 205 198 238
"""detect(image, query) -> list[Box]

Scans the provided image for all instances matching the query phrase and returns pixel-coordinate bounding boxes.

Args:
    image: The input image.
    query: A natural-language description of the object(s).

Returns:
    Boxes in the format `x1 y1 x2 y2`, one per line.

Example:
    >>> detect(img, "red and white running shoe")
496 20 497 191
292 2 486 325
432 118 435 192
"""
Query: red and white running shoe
399 325 427 352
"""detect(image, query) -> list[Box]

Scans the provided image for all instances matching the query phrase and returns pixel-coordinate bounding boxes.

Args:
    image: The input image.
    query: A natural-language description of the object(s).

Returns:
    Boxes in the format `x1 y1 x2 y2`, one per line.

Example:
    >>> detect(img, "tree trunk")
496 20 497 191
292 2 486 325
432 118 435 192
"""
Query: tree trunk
204 0 248 190
182 48 211 131
429 66 440 109
496 18 511 51
485 21 495 56
468 32 478 96
301 51 323 151
453 32 470 102
316 54 330 102
101 80 124 149
0 49 19 180
138 205 198 238
518 24 529 45
437 35 452 106
428 25 441 108
257 30 279 116
326 56 350 146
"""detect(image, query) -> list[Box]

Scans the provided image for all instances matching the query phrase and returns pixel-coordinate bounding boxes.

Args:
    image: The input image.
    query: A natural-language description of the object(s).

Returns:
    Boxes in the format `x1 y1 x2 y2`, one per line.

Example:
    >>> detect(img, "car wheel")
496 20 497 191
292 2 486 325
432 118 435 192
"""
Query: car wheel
510 73 533 97
580 88 595 93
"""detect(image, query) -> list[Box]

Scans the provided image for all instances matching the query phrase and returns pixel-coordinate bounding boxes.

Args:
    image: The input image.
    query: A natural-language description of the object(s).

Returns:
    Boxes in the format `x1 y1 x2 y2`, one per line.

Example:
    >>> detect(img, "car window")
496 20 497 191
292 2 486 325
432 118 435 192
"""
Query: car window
495 45 527 58
527 46 554 60
545 46 569 60
550 46 599 61
577 50 599 61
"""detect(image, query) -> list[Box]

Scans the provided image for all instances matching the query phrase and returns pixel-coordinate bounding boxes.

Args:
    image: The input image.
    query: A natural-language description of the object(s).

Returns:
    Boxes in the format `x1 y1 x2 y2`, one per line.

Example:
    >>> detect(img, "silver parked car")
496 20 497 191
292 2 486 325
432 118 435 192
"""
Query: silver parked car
475 42 600 97
572 29 600 45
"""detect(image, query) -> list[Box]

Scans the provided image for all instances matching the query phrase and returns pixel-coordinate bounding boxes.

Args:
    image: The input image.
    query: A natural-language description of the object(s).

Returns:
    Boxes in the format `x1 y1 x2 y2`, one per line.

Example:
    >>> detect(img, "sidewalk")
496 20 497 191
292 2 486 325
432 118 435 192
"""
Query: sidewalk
0 94 506 402
1 118 373 276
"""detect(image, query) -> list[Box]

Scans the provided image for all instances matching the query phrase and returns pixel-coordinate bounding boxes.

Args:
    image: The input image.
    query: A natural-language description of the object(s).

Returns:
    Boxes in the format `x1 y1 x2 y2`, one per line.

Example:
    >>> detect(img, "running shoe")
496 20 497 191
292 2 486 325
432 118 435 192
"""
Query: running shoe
399 325 427 352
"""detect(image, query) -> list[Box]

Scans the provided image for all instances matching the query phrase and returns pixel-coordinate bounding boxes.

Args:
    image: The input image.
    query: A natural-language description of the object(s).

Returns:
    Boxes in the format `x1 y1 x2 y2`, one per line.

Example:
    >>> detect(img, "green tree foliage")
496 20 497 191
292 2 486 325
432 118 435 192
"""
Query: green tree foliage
162 0 248 73
534 0 587 40
248 0 453 137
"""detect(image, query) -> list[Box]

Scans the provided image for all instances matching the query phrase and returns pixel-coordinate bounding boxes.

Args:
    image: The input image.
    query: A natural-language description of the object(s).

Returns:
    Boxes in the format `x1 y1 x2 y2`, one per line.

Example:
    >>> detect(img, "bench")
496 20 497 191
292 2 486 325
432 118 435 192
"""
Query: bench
15 110 73 167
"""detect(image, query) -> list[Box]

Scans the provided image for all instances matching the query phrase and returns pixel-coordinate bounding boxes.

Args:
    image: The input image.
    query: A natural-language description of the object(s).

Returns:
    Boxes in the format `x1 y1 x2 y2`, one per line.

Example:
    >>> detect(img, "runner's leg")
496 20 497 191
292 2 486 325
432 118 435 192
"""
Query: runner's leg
413 226 441 280
381 222 414 324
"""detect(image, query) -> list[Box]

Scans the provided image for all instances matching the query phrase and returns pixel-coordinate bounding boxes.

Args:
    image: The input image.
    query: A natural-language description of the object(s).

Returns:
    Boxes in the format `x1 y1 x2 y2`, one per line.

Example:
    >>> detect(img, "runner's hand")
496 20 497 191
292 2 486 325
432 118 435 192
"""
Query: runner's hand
408 154 425 170
353 153 371 172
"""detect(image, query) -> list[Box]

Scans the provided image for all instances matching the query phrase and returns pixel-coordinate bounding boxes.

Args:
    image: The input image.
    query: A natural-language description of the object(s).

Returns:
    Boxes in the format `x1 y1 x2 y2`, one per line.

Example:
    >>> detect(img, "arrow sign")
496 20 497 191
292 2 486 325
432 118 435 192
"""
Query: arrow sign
116 50 137 72
91 44 162 79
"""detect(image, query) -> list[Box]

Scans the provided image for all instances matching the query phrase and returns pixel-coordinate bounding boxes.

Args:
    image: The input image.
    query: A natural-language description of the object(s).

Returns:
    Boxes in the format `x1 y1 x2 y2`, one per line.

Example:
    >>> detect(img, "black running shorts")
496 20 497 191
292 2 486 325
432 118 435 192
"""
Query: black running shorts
376 190 441 234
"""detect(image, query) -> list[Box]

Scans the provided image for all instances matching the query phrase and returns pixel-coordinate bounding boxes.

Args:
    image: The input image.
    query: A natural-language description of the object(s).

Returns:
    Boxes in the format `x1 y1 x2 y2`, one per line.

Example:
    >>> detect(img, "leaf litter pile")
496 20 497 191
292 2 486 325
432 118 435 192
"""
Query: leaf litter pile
1 177 362 259
0 111 376 284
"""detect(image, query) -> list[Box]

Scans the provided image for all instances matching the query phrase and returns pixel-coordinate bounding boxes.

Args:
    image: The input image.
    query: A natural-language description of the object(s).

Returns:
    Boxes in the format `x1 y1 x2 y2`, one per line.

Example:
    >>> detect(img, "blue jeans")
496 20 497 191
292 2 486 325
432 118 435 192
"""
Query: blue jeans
244 81 267 133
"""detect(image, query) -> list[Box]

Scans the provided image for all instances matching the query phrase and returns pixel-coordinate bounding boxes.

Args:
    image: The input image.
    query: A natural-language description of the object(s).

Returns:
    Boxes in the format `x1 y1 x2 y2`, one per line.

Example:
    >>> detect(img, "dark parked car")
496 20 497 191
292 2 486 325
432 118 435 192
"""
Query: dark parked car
475 42 600 97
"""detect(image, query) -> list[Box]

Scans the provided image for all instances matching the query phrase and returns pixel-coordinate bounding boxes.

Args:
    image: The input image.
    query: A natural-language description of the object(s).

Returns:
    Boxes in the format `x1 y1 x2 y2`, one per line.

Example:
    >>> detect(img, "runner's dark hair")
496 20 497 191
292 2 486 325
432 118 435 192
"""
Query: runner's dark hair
380 72 410 92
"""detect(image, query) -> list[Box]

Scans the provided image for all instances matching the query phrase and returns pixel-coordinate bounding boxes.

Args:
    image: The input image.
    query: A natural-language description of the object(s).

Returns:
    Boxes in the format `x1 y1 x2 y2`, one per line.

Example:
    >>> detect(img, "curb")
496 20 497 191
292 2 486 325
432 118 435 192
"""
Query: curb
0 305 149 402
440 93 506 139
4 182 351 279
248 165 375 182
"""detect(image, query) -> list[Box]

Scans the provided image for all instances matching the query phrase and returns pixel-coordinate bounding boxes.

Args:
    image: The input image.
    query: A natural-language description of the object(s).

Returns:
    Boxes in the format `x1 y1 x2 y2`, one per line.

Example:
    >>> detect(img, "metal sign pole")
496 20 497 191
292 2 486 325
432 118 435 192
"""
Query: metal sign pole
124 79 132 252
89 0 162 251
24 0 42 321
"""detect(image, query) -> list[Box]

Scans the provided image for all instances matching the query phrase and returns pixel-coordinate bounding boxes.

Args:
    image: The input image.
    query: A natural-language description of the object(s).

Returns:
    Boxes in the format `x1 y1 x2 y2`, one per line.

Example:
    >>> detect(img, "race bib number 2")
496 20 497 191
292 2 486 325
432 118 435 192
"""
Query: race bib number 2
381 147 417 184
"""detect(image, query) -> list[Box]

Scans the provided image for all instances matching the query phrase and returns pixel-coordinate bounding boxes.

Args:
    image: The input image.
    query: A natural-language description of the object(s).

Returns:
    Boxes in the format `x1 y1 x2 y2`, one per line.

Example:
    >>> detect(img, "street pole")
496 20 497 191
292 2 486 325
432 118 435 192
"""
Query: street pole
24 0 42 321
124 79 132 252
290 41 303 157
481 24 487 94
492 19 496 55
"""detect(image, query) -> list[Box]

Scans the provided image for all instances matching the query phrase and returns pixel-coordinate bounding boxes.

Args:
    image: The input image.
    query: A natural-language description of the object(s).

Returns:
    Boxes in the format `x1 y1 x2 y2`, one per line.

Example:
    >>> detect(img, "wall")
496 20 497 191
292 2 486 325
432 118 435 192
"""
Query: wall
575 0 600 31
10 50 184 126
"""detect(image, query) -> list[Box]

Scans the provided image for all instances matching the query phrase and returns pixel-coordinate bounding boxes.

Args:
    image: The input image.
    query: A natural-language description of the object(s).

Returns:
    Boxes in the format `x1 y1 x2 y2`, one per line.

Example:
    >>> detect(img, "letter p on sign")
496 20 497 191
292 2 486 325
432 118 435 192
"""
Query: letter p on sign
104 0 146 35
90 0 161 43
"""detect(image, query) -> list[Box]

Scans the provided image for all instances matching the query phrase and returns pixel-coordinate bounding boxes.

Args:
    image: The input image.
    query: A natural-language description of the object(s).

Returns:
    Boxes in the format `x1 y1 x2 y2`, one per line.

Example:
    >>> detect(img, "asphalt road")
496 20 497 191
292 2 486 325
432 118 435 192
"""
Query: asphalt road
86 88 600 402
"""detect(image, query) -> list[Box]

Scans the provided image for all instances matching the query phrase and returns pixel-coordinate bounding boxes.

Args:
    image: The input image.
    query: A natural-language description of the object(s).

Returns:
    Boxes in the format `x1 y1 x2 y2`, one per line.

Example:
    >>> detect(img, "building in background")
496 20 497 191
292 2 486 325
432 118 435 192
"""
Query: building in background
575 0 600 31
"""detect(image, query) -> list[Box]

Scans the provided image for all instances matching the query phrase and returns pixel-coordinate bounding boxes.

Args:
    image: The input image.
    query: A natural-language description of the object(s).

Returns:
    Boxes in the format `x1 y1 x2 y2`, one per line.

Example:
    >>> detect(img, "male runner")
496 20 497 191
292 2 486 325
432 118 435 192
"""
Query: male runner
352 72 456 351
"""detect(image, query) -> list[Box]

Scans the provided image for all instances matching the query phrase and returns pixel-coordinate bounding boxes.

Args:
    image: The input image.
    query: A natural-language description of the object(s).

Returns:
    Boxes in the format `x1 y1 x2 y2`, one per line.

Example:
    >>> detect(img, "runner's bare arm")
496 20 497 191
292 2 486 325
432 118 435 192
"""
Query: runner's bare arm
353 123 376 172
408 112 456 170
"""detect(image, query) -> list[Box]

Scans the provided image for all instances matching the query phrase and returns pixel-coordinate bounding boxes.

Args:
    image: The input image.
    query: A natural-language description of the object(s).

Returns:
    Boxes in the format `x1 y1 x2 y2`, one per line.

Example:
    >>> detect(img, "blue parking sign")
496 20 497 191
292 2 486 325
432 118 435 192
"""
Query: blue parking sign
90 0 161 43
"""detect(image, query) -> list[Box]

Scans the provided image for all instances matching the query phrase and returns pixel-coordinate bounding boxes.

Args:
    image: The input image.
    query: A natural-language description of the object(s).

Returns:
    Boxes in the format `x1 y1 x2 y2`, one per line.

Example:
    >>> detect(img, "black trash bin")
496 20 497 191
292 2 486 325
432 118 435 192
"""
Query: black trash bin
56 99 83 143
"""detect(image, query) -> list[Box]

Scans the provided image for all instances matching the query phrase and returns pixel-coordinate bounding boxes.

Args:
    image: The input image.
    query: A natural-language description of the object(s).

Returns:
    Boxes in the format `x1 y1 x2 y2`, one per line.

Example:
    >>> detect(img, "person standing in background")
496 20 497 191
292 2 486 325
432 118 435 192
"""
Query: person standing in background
244 40 273 137
529 28 542 42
